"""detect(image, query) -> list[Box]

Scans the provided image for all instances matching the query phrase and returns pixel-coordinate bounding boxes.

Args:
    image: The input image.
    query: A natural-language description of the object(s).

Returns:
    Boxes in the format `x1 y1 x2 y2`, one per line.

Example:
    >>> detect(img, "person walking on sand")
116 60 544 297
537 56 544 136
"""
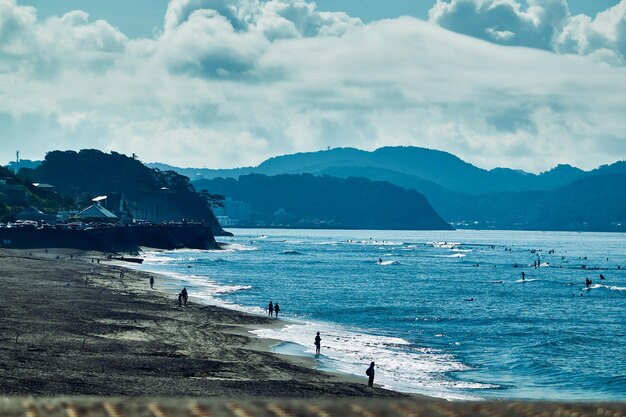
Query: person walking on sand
314 332 321 356
366 362 375 387
274 303 280 318
149 276 155 289
181 287 188 306
268 301 274 317
178 292 183 307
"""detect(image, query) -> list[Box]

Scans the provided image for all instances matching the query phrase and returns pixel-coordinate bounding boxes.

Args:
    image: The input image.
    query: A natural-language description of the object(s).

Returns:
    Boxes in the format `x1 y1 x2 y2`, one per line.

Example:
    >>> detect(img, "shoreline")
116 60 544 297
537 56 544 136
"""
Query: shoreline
0 248 410 399
108 252 410 396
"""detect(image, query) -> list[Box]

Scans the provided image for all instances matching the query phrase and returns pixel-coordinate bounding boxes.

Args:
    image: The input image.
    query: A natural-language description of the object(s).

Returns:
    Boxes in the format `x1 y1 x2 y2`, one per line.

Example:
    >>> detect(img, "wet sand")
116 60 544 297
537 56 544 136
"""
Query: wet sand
0 248 405 398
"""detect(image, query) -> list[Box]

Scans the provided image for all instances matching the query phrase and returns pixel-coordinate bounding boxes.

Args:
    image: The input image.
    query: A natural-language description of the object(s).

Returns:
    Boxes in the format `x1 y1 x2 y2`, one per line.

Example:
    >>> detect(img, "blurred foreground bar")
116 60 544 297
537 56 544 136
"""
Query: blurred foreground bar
0 398 624 417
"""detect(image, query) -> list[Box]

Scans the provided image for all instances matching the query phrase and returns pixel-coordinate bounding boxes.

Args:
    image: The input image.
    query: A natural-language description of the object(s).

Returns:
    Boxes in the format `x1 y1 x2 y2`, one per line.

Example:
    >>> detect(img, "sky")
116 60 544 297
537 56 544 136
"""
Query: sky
1 0 625 172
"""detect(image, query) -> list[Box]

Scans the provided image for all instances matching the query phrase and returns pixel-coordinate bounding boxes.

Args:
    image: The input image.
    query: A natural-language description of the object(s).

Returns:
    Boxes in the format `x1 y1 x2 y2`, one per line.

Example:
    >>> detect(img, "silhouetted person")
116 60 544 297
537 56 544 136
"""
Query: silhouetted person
178 292 183 307
366 362 375 387
314 332 321 355
268 301 274 317
521 271 526 281
585 277 592 287
181 287 188 306
378 258 382 264
274 303 280 318
149 276 154 289
600 274 605 280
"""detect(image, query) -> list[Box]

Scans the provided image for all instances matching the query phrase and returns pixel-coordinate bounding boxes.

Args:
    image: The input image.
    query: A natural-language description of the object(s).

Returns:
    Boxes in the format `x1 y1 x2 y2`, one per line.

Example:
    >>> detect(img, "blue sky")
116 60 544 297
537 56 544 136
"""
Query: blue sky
2 0 626 171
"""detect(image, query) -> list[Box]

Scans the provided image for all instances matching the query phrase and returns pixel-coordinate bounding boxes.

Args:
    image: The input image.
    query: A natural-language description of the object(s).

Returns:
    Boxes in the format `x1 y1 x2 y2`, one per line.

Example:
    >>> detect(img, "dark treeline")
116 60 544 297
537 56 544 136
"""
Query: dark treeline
195 173 453 230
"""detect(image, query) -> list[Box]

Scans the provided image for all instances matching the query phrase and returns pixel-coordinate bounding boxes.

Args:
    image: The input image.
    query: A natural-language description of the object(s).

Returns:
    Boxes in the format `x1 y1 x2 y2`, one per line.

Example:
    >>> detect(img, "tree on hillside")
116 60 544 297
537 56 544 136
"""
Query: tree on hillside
199 190 225 211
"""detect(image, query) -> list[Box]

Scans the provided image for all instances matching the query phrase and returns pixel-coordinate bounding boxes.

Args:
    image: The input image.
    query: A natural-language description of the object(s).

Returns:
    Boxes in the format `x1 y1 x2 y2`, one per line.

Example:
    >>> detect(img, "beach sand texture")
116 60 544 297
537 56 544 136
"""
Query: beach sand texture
0 249 401 398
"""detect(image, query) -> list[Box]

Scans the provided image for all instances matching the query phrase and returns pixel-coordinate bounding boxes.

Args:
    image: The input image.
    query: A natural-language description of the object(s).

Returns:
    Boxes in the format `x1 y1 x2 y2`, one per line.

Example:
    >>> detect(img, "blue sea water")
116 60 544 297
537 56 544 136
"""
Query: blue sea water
135 229 625 401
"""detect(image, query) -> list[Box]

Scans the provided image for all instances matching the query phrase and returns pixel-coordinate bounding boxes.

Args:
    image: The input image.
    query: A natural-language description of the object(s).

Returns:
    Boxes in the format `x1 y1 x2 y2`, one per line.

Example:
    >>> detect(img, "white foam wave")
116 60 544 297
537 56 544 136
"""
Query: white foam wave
252 322 494 400
378 260 401 266
348 240 404 246
586 284 626 291
445 253 466 258
219 243 258 252
451 249 472 253
516 279 539 283
427 241 461 249
140 254 182 264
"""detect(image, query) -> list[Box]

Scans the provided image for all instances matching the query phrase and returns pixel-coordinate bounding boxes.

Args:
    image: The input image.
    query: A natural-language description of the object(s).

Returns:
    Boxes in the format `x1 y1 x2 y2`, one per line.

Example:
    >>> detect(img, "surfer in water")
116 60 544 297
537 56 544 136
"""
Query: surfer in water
378 258 382 264
585 277 592 287
521 271 526 281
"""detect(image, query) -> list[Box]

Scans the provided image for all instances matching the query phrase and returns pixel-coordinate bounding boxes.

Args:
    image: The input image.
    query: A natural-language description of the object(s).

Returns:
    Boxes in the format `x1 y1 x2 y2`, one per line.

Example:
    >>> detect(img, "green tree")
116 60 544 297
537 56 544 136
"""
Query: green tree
200 190 225 211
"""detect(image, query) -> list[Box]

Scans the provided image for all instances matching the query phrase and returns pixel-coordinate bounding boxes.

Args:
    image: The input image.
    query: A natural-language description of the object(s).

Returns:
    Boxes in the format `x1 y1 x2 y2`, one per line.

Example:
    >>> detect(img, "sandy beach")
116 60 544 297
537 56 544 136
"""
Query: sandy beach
0 248 407 398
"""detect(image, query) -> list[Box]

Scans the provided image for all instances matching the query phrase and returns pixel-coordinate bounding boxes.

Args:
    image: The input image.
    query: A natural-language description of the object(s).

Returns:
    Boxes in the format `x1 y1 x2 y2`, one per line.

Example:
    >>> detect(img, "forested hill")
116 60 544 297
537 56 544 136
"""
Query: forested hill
17 150 226 233
194 173 453 230
463 173 626 232
150 146 622 194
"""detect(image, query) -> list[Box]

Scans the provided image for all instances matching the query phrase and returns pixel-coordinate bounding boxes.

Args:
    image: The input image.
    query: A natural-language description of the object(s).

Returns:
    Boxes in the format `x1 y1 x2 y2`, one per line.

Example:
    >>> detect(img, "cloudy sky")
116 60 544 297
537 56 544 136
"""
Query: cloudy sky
1 0 625 172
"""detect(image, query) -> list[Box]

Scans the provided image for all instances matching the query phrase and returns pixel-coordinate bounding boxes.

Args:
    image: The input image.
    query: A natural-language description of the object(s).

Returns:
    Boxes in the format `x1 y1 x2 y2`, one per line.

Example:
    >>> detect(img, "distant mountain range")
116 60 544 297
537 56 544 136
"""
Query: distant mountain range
8 147 625 232
148 147 626 232
149 146 626 194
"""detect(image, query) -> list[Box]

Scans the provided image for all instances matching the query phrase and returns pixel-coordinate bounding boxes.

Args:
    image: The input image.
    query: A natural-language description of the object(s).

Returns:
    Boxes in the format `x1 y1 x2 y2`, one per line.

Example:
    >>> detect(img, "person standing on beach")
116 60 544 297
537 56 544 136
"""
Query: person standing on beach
366 362 375 387
314 332 321 356
178 292 183 307
268 301 274 317
149 276 154 289
274 303 280 318
181 287 188 306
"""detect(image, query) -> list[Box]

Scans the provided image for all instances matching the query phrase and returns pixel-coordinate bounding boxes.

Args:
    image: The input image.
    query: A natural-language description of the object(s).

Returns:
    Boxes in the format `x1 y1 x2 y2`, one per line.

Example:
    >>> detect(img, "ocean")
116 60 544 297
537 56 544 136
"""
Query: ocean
134 229 626 401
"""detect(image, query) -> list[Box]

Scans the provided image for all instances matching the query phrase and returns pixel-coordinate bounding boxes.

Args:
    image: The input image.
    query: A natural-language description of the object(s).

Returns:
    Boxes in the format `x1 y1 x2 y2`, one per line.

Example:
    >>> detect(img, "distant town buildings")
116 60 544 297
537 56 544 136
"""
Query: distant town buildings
213 197 251 226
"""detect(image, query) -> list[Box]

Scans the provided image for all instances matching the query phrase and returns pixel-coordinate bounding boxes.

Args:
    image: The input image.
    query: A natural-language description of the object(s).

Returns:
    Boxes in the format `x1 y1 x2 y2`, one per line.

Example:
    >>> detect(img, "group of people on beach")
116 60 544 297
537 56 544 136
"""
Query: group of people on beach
267 301 280 318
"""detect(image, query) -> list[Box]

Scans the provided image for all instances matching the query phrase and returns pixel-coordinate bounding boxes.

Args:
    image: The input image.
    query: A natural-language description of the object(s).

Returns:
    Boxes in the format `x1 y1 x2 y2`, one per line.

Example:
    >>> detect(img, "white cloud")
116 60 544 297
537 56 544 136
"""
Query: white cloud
429 0 626 64
163 0 361 39
0 0 625 173
428 0 570 49
555 1 626 64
